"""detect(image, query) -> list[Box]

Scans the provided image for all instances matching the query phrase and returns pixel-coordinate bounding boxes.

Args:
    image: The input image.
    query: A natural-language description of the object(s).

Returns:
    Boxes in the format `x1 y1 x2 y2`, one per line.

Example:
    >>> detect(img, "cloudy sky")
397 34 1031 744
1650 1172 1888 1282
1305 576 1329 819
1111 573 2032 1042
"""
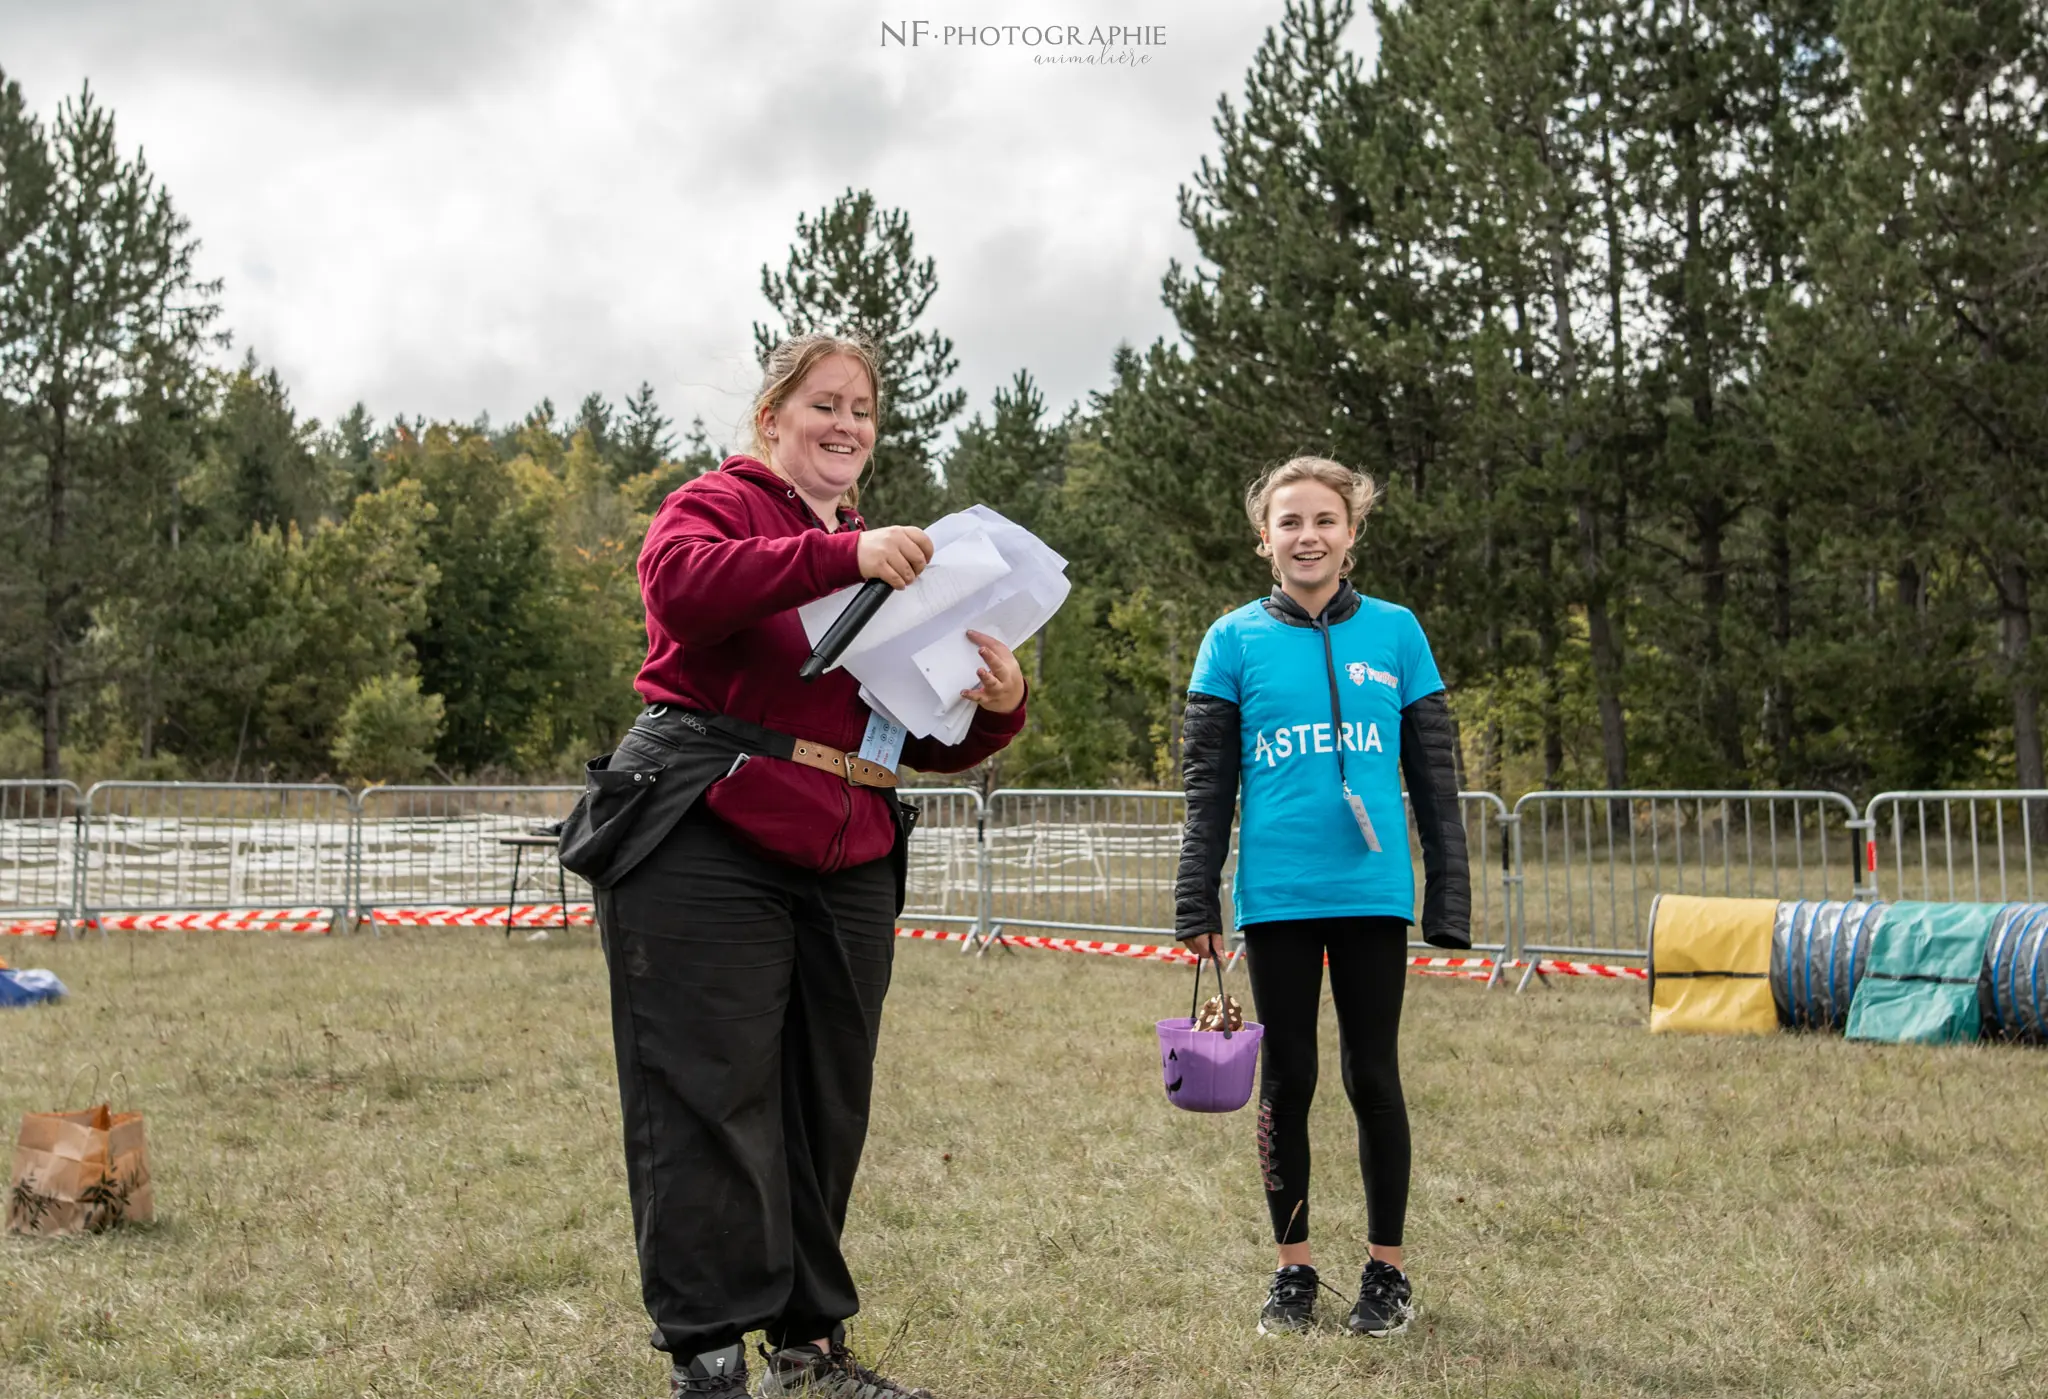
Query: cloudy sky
4 1 1378 450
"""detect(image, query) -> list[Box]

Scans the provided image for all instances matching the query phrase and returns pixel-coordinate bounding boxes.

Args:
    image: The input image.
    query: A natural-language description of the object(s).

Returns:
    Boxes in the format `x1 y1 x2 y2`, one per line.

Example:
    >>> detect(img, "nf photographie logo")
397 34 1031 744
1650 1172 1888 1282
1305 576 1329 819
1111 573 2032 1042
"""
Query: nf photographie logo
881 20 1166 68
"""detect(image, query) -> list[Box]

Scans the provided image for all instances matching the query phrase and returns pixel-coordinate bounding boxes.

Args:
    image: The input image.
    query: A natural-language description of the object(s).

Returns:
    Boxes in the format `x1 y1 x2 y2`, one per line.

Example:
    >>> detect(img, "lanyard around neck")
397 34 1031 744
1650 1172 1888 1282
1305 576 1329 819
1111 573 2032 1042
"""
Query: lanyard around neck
1314 610 1383 852
1314 613 1351 794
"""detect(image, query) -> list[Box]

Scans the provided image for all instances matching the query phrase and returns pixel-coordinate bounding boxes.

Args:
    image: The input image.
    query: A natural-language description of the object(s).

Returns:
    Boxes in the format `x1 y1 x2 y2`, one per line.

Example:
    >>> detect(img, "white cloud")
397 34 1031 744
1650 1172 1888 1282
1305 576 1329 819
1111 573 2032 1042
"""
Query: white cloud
1 0 1378 452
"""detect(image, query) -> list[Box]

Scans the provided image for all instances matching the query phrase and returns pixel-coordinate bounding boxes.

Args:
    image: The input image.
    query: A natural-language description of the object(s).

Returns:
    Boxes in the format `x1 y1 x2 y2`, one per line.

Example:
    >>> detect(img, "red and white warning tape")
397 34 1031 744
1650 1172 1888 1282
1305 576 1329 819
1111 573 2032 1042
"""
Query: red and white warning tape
368 904 595 928
14 905 605 933
893 927 1646 981
86 909 336 933
4 907 1645 983
896 927 1232 965
1530 959 1648 980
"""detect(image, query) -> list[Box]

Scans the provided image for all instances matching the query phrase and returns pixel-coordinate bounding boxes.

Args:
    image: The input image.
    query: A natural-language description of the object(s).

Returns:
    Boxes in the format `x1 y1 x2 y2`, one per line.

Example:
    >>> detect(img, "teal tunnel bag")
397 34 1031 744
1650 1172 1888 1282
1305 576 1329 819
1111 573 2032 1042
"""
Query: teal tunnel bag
1844 901 2000 1046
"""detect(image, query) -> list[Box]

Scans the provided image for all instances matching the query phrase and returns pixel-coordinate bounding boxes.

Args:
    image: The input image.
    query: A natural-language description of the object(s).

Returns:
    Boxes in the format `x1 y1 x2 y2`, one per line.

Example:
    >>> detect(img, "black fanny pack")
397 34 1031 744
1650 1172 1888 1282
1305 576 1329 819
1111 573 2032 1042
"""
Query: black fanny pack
557 706 918 905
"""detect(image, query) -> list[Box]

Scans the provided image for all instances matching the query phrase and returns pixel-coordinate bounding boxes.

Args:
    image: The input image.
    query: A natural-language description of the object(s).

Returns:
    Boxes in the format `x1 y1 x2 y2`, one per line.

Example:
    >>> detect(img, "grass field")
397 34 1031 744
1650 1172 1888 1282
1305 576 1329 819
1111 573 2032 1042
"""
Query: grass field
1 930 2045 1398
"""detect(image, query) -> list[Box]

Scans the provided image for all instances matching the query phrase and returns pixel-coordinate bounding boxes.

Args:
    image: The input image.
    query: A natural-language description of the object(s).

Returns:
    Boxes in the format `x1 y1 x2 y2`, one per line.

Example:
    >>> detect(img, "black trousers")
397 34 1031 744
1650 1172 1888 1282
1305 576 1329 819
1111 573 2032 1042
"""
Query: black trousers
598 806 899 1357
1244 916 1412 1248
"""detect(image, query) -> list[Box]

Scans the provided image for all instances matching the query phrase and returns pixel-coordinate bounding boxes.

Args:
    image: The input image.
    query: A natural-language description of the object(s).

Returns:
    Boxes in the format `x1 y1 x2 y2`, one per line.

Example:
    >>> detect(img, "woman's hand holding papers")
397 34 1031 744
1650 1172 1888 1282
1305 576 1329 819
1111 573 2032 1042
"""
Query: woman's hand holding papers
959 629 1025 715
856 525 935 588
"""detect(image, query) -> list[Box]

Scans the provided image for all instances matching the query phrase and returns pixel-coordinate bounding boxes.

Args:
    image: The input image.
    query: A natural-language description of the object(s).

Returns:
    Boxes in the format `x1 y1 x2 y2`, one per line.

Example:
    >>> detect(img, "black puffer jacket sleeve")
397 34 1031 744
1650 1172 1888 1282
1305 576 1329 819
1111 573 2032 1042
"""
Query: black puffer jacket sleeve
1174 691 1241 941
1399 691 1472 949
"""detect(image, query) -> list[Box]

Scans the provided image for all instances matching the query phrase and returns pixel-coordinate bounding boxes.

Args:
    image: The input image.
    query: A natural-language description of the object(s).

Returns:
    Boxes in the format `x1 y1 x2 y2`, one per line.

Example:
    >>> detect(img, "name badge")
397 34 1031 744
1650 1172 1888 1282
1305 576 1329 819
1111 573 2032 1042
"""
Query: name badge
1344 788 1383 852
858 709 907 772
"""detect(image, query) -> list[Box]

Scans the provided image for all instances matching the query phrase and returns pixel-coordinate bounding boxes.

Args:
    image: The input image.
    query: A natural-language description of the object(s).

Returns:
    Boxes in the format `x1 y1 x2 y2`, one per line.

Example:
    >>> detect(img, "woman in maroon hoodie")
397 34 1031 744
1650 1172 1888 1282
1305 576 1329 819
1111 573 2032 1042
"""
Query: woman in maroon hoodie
593 333 1026 1399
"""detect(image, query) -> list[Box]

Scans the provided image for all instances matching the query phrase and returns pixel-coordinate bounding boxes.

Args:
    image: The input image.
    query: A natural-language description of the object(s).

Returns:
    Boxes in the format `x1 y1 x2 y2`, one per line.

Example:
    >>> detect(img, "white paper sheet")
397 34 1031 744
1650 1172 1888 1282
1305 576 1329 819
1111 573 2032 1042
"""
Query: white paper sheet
798 506 1072 744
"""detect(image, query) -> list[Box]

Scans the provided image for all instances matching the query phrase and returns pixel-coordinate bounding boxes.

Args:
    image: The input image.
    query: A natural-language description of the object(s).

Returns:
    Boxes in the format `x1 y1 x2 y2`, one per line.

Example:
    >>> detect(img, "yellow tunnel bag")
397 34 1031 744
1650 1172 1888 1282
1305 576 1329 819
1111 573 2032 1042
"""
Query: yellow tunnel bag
1648 894 1781 1035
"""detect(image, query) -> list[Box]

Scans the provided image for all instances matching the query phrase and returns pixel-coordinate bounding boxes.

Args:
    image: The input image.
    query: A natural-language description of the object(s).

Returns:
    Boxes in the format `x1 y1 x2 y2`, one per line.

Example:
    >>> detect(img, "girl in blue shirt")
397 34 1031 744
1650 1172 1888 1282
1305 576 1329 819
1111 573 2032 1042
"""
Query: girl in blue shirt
1175 456 1470 1338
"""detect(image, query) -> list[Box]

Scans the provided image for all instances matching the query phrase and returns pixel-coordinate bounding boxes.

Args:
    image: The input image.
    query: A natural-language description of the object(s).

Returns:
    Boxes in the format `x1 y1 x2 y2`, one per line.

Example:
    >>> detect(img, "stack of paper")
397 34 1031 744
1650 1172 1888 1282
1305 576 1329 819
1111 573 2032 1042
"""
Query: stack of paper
797 506 1072 744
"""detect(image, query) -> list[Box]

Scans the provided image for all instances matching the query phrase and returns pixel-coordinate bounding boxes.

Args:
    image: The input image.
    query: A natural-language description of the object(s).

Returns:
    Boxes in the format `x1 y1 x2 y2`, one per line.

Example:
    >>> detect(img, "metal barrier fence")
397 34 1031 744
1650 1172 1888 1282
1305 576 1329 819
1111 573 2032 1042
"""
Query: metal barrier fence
896 787 987 940
0 780 83 933
1864 790 2048 904
1512 790 1870 973
355 786 587 927
78 782 357 931
977 788 1518 956
1454 792 1515 959
8 780 2046 959
983 789 1194 940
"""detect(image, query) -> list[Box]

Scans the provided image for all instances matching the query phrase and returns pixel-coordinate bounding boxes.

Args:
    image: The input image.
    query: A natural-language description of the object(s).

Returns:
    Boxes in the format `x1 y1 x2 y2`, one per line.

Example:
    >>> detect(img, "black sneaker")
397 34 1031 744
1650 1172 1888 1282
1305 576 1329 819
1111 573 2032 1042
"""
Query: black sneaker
1345 1258 1416 1337
671 1342 748 1397
1258 1263 1320 1335
759 1335 933 1397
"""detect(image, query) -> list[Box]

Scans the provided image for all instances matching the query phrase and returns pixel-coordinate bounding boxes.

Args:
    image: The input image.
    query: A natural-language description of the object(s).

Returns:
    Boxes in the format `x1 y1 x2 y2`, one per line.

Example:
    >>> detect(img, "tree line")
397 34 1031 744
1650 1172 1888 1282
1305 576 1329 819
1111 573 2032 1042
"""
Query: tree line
3 0 2044 800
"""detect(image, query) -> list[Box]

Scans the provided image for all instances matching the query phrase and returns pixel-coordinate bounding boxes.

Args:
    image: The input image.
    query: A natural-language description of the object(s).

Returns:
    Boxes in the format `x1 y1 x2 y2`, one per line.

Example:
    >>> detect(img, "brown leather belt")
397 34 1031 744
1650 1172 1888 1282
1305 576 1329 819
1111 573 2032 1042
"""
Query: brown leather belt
789 739 899 788
634 705 901 789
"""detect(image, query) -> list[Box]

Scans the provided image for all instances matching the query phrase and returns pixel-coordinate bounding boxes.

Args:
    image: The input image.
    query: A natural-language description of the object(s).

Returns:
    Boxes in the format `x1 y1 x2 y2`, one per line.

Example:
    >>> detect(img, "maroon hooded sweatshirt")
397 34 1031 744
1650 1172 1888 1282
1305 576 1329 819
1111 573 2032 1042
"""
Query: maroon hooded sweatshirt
634 456 1026 871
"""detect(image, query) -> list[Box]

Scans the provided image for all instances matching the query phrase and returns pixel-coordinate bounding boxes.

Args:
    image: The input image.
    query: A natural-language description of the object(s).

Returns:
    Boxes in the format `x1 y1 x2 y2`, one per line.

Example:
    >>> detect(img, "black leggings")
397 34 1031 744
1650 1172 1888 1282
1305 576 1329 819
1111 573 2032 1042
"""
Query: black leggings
1245 916 1411 1248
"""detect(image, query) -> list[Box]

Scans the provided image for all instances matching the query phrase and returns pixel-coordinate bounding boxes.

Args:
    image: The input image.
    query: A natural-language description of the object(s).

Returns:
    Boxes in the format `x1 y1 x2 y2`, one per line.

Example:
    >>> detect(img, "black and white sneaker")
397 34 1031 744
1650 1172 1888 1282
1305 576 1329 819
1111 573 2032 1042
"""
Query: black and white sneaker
1258 1263 1320 1335
670 1342 748 1398
1345 1258 1416 1337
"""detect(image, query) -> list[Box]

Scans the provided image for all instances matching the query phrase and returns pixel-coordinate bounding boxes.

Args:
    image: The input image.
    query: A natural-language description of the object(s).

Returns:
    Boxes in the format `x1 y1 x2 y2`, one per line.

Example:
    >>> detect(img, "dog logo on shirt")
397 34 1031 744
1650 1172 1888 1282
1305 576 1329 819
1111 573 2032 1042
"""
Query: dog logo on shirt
1346 661 1400 690
1346 662 1366 685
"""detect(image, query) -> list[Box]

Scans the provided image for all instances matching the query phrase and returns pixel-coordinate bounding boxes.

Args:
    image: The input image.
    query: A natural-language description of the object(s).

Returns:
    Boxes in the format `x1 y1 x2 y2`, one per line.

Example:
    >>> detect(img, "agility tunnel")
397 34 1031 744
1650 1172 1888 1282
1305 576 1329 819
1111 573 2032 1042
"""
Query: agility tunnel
1647 894 1780 1034
1656 895 2047 1045
1771 900 1885 1030
1980 902 2048 1042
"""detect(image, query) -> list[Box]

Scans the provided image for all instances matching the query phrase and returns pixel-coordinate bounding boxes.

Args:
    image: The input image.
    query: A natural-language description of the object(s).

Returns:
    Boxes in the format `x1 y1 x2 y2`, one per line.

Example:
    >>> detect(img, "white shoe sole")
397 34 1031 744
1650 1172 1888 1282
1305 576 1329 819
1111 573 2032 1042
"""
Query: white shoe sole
1257 1314 1313 1336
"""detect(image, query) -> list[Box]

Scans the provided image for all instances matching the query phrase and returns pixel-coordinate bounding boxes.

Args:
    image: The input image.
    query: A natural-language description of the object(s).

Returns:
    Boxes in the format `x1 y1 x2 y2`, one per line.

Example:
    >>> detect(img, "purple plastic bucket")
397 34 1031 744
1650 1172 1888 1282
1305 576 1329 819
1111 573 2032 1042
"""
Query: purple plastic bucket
1157 1017 1264 1113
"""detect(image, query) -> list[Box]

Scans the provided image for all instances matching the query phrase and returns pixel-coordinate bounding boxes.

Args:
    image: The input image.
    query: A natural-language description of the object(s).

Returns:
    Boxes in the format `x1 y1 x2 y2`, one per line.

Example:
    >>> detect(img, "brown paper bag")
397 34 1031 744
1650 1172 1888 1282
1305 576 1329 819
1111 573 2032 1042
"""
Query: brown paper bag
7 1104 154 1236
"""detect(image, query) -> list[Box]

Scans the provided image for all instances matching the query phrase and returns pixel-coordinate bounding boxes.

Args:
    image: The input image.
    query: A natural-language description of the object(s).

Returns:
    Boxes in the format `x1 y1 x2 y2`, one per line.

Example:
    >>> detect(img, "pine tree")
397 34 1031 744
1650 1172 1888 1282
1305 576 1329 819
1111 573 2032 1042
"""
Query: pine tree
1097 0 1468 772
1379 0 1635 792
616 381 675 482
1792 0 2048 796
0 76 221 778
941 370 1066 531
197 352 333 535
754 188 964 525
319 402 381 502
571 391 614 462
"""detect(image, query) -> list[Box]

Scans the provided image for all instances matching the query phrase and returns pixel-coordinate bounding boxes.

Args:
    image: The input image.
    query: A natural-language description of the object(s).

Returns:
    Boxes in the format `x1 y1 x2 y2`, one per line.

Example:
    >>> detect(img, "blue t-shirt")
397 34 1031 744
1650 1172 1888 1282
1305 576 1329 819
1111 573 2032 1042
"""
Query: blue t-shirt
1187 594 1445 928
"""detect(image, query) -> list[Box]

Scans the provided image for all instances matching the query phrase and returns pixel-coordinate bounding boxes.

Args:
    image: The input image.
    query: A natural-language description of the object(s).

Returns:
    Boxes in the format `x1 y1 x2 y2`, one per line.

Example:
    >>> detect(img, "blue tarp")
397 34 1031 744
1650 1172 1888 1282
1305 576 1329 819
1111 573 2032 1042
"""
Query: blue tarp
0 969 67 1007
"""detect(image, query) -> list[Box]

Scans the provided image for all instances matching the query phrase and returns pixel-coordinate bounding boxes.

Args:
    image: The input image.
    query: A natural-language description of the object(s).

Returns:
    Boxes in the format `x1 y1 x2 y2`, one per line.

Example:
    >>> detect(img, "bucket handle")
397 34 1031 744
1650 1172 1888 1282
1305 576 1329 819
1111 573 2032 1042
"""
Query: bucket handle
1188 953 1236 1039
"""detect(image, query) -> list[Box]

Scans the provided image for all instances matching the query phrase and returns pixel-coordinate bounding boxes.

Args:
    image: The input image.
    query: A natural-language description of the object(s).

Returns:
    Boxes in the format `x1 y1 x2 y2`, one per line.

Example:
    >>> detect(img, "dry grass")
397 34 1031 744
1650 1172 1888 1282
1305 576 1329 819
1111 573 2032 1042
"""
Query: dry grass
1 930 2044 1398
